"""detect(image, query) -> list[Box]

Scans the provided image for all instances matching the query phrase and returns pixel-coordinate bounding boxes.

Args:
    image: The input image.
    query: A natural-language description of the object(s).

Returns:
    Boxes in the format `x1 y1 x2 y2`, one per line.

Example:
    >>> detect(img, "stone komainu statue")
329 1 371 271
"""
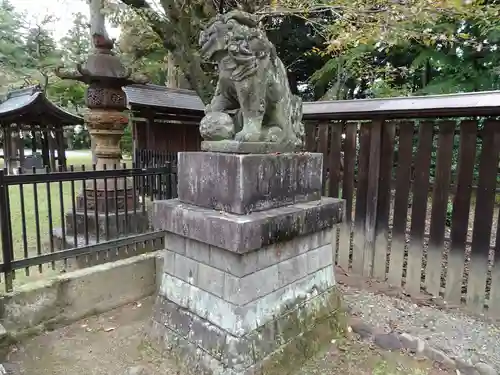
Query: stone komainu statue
198 10 305 148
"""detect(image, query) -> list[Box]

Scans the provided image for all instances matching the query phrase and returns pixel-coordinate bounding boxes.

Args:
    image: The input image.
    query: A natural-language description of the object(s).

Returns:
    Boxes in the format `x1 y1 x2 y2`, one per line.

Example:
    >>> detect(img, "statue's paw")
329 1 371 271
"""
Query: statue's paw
235 130 261 142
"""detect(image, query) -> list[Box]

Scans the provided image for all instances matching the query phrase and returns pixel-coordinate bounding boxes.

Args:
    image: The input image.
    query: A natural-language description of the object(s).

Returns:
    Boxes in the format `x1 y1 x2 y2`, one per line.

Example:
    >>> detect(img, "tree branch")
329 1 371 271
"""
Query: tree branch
119 0 215 103
119 0 167 41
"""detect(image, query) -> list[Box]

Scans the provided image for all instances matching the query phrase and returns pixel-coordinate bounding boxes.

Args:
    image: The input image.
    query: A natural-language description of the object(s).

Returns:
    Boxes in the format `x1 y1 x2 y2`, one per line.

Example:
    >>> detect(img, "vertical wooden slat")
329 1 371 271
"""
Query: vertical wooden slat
363 120 383 277
406 122 434 295
426 121 455 297
328 122 343 264
467 120 500 312
146 116 151 149
305 122 317 152
132 120 138 164
388 122 414 287
4 127 11 174
318 123 329 195
338 122 357 270
373 121 395 280
489 203 500 314
48 132 57 172
328 122 342 198
351 122 371 274
445 120 477 304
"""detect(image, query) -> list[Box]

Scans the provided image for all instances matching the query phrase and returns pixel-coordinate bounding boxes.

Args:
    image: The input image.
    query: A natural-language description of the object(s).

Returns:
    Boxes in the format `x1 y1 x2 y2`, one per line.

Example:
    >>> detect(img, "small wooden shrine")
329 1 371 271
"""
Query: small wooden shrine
0 85 84 173
124 84 204 165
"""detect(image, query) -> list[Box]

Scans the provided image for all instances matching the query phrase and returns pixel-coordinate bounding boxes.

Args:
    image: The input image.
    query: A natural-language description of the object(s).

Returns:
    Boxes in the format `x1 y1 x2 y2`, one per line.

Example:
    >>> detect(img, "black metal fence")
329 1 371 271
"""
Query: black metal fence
135 149 178 168
0 163 177 292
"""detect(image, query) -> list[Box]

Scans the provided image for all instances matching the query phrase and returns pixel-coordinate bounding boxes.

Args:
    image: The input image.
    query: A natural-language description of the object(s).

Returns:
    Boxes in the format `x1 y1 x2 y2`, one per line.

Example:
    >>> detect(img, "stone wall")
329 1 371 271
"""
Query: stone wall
0 252 158 338
149 230 344 375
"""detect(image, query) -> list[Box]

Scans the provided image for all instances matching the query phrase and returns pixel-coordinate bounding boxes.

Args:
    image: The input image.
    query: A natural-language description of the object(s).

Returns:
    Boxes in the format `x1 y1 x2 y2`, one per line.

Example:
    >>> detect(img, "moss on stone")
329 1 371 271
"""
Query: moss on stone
251 286 345 363
255 287 347 375
145 286 347 375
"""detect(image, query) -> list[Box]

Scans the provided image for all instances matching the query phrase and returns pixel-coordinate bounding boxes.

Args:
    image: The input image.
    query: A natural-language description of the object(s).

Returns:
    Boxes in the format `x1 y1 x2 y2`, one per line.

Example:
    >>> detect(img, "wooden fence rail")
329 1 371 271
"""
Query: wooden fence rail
303 90 500 315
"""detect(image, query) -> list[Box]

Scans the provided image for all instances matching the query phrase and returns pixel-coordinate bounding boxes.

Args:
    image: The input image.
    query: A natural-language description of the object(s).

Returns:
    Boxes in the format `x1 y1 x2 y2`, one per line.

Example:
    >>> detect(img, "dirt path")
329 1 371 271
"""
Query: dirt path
5 296 454 375
4 297 177 375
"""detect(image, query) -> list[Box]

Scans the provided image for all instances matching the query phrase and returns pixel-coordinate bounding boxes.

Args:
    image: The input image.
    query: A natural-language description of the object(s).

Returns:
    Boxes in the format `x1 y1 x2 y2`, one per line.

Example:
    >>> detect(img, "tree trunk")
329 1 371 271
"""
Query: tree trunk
89 0 109 40
166 53 191 89
119 0 215 103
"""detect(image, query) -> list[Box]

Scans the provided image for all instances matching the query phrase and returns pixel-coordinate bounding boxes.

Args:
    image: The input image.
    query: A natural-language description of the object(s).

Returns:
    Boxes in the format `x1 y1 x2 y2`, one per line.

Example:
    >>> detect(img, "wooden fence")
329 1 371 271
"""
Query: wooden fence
302 91 500 315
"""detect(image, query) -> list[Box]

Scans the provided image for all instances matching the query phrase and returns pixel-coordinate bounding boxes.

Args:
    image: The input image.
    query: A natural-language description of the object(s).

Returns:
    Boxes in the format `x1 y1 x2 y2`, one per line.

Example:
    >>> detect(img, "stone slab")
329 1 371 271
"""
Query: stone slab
150 197 344 253
148 287 344 375
1 252 157 334
164 229 332 277
159 266 335 337
177 152 322 214
200 140 302 154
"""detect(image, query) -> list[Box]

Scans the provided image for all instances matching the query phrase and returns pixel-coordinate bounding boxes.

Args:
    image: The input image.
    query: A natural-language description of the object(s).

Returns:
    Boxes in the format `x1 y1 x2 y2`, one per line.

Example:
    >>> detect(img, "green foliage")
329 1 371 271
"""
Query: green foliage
46 80 86 114
0 0 31 88
48 12 91 113
120 124 133 156
117 11 168 86
60 12 90 65
66 126 91 150
266 14 331 99
0 7 88 149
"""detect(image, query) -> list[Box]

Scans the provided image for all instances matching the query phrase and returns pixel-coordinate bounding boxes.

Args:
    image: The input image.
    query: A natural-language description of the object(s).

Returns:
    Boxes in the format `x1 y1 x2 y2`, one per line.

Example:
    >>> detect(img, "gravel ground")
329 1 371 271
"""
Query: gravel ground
341 283 500 371
4 294 453 375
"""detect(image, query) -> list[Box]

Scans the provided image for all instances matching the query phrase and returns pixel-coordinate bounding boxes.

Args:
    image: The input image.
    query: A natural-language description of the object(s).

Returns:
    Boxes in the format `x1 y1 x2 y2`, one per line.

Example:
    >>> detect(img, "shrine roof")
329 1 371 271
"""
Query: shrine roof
124 84 205 115
0 86 84 126
124 83 500 121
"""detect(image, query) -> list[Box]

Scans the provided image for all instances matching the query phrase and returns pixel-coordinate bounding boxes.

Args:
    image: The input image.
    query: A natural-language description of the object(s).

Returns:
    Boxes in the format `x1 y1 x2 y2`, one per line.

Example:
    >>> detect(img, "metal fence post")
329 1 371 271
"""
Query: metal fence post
0 170 13 292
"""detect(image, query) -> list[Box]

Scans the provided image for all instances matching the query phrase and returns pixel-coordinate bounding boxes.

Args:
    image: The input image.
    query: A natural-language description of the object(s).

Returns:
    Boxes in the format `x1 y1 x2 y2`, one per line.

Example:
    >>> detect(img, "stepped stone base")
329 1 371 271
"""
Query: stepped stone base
150 198 343 253
52 208 152 270
148 287 344 375
52 228 162 270
64 209 149 239
148 196 345 374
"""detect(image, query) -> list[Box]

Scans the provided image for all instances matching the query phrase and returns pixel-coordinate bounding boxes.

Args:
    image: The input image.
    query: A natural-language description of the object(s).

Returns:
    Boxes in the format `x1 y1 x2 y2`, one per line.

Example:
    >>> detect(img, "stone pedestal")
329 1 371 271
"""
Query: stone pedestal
177 152 323 214
149 151 346 375
53 183 149 268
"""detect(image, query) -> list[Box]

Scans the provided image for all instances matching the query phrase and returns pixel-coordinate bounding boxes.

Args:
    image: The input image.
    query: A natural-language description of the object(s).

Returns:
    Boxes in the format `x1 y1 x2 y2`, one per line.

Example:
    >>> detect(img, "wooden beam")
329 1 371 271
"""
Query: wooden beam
2 126 11 173
31 130 37 153
302 90 500 121
41 131 50 169
48 130 56 171
55 129 67 170
132 119 138 165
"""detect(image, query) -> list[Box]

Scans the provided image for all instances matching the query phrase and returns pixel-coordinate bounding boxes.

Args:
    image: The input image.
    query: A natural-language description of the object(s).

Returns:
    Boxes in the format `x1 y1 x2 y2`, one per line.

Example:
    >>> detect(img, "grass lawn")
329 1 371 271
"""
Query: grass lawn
0 150 133 171
0 150 138 289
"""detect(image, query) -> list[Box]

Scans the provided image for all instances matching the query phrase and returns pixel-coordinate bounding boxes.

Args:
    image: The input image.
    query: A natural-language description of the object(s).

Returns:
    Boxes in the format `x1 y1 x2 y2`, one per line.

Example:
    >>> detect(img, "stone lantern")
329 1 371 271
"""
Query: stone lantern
56 31 148 181
54 19 150 261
